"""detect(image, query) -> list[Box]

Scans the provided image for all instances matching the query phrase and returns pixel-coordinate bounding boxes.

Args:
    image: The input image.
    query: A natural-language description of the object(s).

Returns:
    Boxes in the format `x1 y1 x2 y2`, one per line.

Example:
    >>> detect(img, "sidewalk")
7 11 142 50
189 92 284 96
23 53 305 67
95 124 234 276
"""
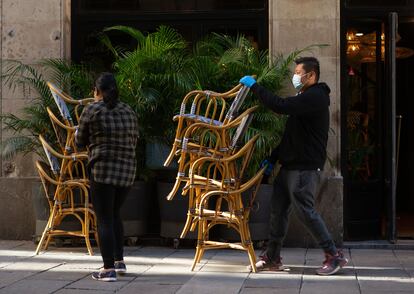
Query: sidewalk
0 240 413 294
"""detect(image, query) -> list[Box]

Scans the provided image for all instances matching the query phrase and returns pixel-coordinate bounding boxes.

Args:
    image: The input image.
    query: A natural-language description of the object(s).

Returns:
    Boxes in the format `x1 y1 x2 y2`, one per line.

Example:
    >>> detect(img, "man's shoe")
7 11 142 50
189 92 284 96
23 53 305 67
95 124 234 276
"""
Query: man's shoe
248 254 289 272
115 261 127 274
91 269 117 282
316 250 348 276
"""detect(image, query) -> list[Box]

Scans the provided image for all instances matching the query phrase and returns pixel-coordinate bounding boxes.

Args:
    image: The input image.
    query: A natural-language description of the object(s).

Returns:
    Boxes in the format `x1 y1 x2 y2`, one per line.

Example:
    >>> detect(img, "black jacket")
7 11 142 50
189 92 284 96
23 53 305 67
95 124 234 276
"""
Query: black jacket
251 82 330 170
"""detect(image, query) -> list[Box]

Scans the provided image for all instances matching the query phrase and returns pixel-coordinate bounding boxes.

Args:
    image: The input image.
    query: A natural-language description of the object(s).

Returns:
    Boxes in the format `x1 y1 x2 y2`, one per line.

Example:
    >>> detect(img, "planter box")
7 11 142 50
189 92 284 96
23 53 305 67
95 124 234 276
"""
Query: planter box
156 181 197 239
121 181 151 237
217 184 272 241
34 180 151 241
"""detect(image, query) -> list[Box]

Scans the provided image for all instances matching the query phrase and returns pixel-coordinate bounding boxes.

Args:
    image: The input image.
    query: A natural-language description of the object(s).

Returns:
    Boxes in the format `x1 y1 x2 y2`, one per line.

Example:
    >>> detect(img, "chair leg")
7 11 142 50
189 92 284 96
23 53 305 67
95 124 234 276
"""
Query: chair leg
44 235 52 251
196 248 205 264
163 145 177 167
180 212 194 239
240 218 257 273
191 217 206 271
35 229 48 255
84 218 94 256
180 189 196 238
247 244 257 273
191 245 202 271
35 205 57 254
166 178 182 201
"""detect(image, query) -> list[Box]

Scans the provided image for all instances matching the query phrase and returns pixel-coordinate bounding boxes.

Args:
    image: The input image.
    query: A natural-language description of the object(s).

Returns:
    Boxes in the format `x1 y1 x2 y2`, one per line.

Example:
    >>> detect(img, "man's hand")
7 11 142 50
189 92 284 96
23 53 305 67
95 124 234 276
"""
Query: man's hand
260 159 274 176
239 76 256 88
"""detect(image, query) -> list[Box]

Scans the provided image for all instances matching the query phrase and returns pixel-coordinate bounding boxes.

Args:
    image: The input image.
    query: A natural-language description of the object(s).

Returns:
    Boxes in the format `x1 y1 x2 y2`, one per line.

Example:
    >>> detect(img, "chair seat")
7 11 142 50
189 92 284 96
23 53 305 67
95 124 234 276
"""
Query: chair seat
173 114 223 126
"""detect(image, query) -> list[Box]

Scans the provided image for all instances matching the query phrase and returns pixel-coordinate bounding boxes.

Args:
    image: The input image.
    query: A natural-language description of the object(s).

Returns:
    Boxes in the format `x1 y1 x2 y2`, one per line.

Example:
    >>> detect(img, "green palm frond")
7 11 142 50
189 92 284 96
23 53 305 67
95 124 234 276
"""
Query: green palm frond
104 25 145 44
1 59 95 160
0 136 39 159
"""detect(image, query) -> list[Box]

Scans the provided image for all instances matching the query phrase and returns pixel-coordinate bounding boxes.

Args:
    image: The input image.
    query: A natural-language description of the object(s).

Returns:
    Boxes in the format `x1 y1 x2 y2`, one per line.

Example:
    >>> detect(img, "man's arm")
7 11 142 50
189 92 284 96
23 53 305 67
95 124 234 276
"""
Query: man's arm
239 75 328 115
251 83 325 115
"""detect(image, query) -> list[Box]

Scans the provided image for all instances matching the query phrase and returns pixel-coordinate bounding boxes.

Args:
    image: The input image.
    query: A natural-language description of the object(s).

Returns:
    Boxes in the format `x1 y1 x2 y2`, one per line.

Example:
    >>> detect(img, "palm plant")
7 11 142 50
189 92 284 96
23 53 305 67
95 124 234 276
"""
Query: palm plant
1 59 94 159
100 25 193 143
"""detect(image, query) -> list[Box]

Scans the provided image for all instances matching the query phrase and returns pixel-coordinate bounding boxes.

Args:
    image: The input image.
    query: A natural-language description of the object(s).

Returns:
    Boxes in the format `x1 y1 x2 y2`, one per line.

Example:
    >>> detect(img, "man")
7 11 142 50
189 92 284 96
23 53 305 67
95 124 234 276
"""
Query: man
239 57 347 276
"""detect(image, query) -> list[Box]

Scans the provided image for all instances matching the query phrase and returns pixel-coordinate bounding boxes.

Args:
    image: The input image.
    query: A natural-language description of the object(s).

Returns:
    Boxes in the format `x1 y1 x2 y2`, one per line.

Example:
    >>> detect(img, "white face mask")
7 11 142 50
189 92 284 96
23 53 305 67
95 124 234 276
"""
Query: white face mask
291 73 308 91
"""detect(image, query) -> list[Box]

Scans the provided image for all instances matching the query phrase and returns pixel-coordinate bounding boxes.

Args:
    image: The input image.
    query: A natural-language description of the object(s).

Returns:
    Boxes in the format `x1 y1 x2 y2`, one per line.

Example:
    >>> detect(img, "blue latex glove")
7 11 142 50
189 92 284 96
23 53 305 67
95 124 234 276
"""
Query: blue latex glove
260 159 274 176
239 76 256 88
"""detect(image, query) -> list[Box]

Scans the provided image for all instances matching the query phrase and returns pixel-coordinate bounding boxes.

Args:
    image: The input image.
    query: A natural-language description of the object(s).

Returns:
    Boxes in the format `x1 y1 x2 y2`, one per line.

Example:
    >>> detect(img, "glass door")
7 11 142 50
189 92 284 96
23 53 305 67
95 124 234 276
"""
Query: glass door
342 12 400 241
343 20 385 240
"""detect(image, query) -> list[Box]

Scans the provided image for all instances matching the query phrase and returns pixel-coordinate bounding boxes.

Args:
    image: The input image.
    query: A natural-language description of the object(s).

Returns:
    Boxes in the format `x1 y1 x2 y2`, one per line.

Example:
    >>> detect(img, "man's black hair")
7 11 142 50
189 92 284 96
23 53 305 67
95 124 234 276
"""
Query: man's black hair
295 57 320 82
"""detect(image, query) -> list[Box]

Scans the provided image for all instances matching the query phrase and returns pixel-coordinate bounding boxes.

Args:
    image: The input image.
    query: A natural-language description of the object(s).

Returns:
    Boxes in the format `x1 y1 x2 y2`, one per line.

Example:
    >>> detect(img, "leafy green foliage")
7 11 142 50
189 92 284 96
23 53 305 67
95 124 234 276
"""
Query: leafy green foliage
1 60 93 160
2 24 323 179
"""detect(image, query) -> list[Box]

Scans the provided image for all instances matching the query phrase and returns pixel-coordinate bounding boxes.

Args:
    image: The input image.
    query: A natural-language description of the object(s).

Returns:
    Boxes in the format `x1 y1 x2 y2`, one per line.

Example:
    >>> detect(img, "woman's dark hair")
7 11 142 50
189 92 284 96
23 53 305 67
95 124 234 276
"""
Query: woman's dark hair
95 72 119 109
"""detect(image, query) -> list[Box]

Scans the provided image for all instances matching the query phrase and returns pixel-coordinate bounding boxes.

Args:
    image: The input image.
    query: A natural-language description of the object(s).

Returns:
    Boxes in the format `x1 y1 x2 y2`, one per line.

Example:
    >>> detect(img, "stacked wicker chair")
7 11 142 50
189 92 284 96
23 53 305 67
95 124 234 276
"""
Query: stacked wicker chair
165 83 265 272
35 83 98 255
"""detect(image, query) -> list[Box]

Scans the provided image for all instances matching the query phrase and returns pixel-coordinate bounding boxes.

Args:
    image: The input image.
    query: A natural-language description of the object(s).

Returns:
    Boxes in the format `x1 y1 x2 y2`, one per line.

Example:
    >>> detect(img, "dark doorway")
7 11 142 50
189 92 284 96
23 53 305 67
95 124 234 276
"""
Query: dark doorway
395 21 414 239
341 1 414 241
71 0 268 67
342 20 386 240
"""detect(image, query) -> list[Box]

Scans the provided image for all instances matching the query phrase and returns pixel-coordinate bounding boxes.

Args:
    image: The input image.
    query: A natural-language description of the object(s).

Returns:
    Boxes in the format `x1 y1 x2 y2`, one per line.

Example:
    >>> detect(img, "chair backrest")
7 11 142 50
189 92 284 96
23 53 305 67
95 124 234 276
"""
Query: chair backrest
47 107 76 154
35 160 57 202
40 136 61 175
47 82 73 124
229 113 254 151
225 85 250 122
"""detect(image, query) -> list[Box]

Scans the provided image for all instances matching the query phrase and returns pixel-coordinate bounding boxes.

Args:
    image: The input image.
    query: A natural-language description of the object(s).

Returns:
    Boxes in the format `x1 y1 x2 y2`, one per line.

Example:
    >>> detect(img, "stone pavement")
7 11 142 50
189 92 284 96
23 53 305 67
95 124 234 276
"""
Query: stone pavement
0 240 413 294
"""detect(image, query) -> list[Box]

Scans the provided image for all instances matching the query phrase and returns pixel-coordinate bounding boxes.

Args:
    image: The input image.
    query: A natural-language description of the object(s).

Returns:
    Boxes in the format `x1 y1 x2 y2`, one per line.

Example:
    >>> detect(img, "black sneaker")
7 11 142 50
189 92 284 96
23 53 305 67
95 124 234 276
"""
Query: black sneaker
248 254 289 272
91 269 117 282
316 250 348 276
115 261 127 274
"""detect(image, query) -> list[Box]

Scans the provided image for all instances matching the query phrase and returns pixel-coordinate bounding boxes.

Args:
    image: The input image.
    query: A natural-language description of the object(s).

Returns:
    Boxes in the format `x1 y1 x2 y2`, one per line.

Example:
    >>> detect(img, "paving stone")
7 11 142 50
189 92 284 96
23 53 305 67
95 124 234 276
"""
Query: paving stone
240 288 298 294
27 265 90 281
54 289 113 294
0 241 413 294
117 282 182 294
64 275 129 292
243 272 301 289
134 264 195 284
301 276 360 294
0 270 37 288
358 279 414 293
0 278 70 294
176 271 248 294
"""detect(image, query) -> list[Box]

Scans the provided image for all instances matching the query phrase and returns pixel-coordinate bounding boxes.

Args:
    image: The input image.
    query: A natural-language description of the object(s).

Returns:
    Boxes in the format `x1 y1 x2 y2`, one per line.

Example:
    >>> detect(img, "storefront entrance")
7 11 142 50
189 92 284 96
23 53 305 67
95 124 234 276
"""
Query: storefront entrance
341 1 414 241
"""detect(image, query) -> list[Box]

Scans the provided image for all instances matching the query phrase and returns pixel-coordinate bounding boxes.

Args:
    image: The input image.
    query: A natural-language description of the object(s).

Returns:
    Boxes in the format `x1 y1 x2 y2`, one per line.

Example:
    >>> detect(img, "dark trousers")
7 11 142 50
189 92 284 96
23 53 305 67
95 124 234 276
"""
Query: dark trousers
265 168 337 260
90 179 130 269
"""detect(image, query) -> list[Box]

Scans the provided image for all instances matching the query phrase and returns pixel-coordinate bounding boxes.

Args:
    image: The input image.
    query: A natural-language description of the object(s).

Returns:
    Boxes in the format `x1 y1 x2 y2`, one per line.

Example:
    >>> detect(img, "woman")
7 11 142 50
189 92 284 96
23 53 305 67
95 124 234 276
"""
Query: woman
76 72 138 282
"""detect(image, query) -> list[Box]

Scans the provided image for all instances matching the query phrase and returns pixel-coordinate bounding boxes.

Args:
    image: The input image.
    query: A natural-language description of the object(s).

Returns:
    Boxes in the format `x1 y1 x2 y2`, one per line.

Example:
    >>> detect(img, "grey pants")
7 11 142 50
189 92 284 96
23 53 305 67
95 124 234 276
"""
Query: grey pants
265 168 337 260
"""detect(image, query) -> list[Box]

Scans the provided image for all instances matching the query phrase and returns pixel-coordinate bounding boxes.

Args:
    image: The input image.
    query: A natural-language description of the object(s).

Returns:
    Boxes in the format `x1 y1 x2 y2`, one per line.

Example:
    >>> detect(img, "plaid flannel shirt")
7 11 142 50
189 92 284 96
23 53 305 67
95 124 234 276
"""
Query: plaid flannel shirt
76 101 138 187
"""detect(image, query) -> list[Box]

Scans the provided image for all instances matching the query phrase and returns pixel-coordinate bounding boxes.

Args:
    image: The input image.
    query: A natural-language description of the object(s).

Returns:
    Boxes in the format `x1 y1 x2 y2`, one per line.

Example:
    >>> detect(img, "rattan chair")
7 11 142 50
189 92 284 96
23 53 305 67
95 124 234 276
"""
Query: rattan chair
164 84 250 167
35 160 98 255
179 133 259 239
166 107 257 201
35 135 96 255
190 167 266 272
